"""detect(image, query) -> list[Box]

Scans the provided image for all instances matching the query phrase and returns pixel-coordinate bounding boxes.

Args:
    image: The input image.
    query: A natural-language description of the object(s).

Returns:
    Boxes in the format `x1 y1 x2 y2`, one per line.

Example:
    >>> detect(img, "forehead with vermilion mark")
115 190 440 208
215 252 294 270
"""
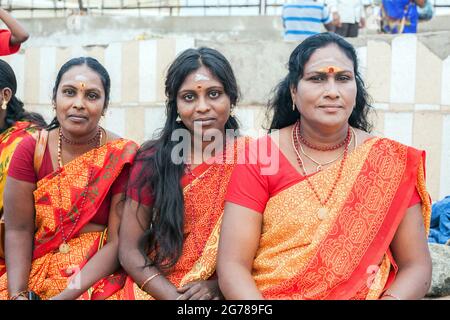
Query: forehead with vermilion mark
317 66 344 74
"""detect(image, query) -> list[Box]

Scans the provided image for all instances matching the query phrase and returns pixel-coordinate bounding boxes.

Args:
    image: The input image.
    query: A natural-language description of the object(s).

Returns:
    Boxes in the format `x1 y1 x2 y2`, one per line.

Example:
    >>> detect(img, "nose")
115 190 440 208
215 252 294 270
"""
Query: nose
72 95 85 109
195 96 211 113
324 79 340 99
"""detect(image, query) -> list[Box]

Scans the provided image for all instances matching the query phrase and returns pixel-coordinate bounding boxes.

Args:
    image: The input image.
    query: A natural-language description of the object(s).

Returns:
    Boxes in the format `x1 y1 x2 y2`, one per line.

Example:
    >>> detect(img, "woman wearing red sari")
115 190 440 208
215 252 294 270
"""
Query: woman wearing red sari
0 57 138 300
218 32 432 300
0 60 46 261
118 47 244 300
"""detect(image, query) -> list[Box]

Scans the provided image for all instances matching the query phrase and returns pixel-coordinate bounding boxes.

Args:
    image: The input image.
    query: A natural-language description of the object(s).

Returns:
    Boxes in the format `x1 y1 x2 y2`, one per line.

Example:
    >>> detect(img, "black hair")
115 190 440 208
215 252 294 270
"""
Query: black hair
47 57 111 130
0 59 46 132
132 47 240 271
267 32 373 132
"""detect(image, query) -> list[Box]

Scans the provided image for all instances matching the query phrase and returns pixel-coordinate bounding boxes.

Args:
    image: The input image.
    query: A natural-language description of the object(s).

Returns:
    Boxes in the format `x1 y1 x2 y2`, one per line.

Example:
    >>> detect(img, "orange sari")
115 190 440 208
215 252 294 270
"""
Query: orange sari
115 138 246 300
0 121 39 213
253 137 431 300
0 138 138 300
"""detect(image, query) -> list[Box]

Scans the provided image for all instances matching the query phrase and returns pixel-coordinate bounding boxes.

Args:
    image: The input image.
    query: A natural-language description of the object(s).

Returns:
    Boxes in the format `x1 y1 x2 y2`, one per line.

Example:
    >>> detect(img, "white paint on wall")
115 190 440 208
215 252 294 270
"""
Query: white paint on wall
144 107 166 141
383 112 413 146
104 42 122 104
8 53 26 100
390 35 417 104
139 40 157 103
104 107 126 137
39 47 56 104
441 57 450 106
356 46 368 81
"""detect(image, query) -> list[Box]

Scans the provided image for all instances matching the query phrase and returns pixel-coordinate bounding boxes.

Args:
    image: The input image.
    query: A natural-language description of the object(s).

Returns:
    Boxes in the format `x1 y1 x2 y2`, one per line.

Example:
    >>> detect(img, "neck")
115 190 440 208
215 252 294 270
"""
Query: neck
60 126 100 145
190 131 226 165
300 120 349 148
0 109 7 131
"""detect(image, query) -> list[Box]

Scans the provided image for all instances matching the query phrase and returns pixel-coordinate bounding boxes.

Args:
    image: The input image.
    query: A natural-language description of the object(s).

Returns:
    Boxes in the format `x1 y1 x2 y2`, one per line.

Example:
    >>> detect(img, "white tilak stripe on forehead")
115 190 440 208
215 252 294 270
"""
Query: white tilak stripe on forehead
74 75 89 81
194 73 210 82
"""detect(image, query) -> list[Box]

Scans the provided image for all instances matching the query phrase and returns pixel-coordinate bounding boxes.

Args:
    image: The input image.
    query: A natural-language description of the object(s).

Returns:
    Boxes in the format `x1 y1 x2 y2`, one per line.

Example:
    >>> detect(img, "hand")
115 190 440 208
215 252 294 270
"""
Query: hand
332 12 341 27
176 280 222 300
359 17 366 29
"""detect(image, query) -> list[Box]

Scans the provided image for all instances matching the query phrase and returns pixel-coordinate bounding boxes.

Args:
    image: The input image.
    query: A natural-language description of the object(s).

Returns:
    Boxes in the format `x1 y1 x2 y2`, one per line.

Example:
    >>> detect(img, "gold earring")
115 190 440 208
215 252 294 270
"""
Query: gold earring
1 100 7 110
230 105 236 117
292 103 296 111
176 113 181 122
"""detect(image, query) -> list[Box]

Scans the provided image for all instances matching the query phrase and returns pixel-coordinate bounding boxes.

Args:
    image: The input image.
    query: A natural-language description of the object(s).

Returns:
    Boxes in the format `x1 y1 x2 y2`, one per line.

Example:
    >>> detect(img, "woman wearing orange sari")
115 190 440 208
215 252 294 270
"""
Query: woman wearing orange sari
218 32 432 300
118 47 244 300
0 57 137 300
0 60 46 263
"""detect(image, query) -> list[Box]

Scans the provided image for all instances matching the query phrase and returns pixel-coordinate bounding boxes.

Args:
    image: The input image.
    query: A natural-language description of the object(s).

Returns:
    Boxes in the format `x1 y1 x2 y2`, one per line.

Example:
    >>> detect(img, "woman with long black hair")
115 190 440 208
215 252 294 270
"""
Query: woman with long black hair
118 47 245 300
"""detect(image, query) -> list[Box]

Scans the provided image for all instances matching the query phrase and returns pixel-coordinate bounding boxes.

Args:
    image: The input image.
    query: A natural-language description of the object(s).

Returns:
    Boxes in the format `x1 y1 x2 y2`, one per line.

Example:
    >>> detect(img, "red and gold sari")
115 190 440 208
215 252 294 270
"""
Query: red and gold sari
0 121 38 212
254 137 431 300
0 138 138 300
116 138 246 300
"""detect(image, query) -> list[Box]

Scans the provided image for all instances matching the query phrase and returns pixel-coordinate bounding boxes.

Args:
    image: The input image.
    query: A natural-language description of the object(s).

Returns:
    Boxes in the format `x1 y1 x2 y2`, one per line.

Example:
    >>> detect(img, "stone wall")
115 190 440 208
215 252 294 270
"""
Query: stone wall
1 33 449 202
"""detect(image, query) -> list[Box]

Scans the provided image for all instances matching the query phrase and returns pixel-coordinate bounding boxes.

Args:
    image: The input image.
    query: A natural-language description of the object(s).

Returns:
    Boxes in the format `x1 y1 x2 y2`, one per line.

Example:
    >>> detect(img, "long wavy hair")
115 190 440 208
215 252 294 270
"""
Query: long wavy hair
0 60 46 132
132 47 240 271
267 32 373 132
47 57 111 130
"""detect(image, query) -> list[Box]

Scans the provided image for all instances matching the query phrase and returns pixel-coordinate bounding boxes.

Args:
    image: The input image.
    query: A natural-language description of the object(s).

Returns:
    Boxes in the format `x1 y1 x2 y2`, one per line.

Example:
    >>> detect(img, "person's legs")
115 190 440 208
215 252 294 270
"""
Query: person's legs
334 23 350 37
347 23 359 37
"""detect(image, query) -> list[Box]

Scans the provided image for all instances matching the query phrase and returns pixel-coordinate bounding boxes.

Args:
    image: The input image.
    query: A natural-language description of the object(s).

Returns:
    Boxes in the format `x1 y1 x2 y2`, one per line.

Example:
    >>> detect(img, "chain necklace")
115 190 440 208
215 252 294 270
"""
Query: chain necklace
297 120 351 151
291 121 351 221
298 127 356 173
57 126 102 254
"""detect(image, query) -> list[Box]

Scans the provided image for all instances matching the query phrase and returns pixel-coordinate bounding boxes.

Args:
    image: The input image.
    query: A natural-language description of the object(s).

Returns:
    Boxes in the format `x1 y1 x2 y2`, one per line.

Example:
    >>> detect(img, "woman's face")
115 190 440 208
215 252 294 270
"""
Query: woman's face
291 44 357 130
176 65 231 137
54 64 106 137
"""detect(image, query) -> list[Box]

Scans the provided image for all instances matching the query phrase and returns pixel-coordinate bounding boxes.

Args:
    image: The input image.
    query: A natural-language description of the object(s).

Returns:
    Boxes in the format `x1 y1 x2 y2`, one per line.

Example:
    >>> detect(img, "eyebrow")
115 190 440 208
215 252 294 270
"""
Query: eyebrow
178 85 224 93
61 84 102 92
304 70 353 75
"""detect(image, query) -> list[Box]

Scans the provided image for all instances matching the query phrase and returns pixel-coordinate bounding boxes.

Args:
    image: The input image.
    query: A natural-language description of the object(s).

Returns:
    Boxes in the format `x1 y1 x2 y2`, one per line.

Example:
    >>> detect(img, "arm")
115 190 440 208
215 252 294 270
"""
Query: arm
118 199 180 300
415 0 425 8
217 202 264 300
0 8 29 45
381 203 432 300
4 177 36 299
51 193 124 300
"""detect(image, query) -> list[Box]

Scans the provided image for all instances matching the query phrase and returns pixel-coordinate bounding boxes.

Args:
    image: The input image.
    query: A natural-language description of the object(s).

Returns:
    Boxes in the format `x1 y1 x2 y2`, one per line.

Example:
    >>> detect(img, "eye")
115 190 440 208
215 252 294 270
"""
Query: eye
337 75 352 81
63 88 75 96
183 93 195 102
87 92 100 100
309 75 326 82
209 90 221 99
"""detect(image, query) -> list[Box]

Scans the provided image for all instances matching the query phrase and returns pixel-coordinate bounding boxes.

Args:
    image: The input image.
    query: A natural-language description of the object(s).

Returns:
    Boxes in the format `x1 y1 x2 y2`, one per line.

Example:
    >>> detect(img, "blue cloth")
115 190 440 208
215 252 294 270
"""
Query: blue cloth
428 196 450 245
282 1 332 42
381 0 419 33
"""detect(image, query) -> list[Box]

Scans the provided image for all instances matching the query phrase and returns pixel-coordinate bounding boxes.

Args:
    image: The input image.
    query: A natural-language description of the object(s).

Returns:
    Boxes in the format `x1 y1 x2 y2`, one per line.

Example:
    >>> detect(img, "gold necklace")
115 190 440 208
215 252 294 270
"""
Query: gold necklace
298 129 355 172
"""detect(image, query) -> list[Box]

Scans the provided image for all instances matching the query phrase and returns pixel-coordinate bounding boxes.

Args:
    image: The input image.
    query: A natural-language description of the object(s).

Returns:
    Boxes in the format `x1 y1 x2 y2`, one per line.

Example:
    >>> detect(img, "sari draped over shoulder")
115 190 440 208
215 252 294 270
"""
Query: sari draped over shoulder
254 138 431 300
0 138 138 300
119 137 248 300
0 121 38 214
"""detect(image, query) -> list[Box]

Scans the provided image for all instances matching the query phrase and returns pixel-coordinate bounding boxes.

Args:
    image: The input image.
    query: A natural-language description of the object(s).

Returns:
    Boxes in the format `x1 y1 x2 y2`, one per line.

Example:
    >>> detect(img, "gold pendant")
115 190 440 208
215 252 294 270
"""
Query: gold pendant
317 207 328 220
59 242 70 254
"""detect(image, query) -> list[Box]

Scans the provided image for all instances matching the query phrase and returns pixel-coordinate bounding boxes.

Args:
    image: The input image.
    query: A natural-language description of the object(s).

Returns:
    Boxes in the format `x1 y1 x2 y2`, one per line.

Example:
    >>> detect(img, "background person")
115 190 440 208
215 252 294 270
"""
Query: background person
0 8 29 56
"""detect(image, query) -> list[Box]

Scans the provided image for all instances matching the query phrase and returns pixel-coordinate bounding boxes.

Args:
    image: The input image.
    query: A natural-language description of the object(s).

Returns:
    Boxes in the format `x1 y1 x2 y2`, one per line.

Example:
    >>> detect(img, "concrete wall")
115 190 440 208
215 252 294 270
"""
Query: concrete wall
1 33 449 202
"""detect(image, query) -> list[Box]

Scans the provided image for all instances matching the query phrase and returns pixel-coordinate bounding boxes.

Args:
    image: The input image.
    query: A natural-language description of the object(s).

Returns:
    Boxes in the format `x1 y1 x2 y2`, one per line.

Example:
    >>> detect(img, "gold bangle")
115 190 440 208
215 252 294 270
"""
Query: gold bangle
140 272 161 291
9 290 28 300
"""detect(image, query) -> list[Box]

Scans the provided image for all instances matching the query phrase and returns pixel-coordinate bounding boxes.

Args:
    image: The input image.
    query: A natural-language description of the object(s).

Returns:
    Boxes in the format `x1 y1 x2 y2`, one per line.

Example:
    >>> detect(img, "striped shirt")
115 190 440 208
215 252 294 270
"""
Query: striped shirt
282 1 332 42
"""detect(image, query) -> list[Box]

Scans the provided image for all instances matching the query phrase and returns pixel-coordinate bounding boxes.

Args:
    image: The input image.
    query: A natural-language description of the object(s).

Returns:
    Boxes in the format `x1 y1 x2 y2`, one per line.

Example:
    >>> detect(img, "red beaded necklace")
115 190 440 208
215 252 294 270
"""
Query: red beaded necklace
292 121 351 220
297 120 351 151
57 126 102 254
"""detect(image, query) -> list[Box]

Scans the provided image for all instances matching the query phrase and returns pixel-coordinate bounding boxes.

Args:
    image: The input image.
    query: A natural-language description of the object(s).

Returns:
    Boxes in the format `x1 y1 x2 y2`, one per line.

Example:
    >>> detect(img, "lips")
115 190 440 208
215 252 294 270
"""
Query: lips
194 118 216 126
67 114 88 122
